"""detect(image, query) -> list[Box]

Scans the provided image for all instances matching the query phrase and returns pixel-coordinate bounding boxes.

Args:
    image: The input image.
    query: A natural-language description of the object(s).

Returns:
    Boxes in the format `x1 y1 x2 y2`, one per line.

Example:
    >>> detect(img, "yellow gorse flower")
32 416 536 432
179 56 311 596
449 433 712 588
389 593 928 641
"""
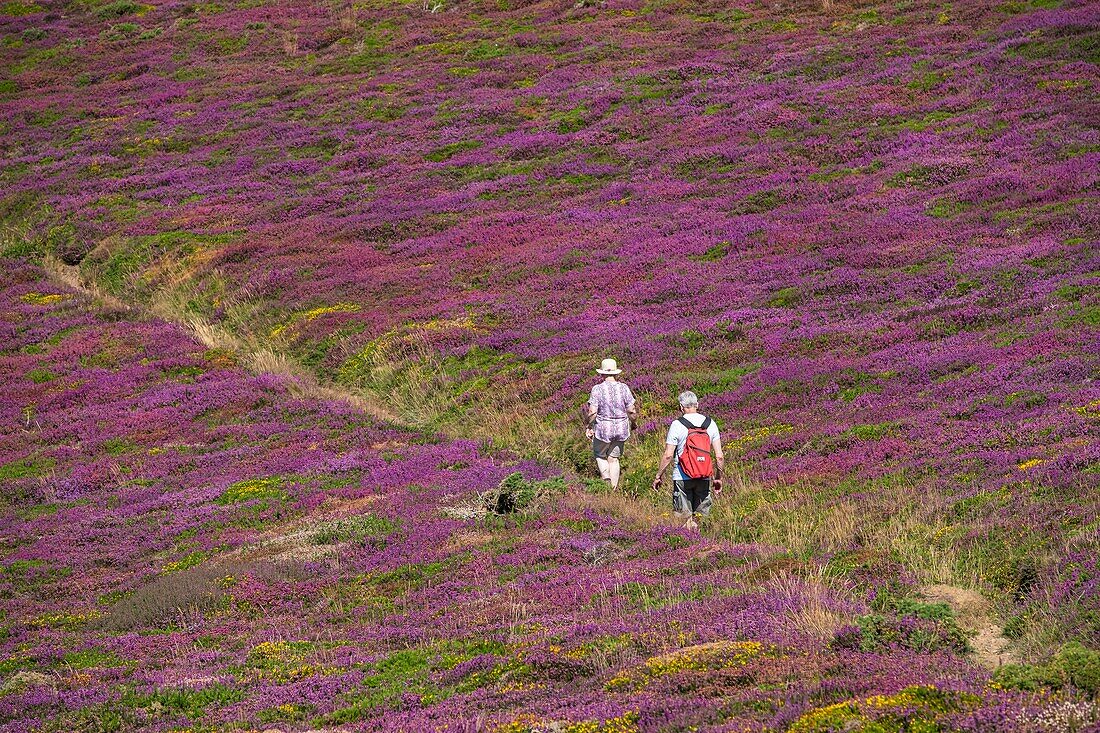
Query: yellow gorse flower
787 685 977 732
606 641 764 692
1072 399 1100 417
270 302 360 338
31 610 102 628
727 424 795 449
20 292 69 306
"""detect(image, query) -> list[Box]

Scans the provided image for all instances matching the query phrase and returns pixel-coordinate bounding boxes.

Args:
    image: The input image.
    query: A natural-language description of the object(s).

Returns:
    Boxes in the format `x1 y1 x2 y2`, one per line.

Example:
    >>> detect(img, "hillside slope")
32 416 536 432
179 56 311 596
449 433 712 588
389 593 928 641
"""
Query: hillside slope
3 0 1098 650
0 259 1094 732
1 0 1099 728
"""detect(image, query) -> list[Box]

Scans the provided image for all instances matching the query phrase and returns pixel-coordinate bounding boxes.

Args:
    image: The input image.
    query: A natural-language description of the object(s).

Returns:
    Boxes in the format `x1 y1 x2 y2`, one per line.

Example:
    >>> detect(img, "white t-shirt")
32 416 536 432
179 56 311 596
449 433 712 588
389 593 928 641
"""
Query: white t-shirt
666 413 721 481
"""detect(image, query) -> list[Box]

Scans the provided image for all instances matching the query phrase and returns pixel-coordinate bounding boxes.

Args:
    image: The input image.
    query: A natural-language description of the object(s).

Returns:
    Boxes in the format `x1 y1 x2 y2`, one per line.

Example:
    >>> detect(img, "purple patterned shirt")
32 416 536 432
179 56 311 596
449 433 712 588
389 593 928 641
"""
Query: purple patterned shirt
588 379 636 442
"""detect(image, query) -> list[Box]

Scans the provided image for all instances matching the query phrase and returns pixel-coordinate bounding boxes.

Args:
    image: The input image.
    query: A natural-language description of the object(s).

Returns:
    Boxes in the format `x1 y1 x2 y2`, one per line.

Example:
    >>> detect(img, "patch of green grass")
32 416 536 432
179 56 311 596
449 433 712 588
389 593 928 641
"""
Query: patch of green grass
62 647 127 669
834 370 893 402
550 104 588 134
359 97 404 122
1003 390 1047 409
86 231 235 295
95 0 149 17
311 514 399 545
101 436 138 455
138 683 245 718
26 367 55 383
0 455 55 480
808 167 859 182
1011 25 1100 64
844 422 900 441
425 140 483 162
736 189 783 214
689 362 761 398
15 502 60 520
908 69 947 91
689 240 730 263
161 550 209 574
0 1 42 15
0 655 34 678
214 33 249 55
998 0 1060 11
926 197 966 218
768 286 802 307
321 648 432 723
1054 283 1098 301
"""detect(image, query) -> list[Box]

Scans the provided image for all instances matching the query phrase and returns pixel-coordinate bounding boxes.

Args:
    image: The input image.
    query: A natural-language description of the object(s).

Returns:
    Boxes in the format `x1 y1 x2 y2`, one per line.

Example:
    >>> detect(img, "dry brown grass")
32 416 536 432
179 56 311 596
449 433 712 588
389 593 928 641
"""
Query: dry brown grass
704 468 972 588
282 30 299 56
336 5 357 32
574 489 679 530
100 560 306 632
769 571 854 640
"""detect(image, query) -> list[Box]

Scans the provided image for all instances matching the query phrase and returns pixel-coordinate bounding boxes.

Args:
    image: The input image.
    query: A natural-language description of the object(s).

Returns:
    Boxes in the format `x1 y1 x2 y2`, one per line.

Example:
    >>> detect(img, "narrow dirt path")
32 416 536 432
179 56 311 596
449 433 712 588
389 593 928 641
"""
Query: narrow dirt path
920 584 1019 670
41 255 398 423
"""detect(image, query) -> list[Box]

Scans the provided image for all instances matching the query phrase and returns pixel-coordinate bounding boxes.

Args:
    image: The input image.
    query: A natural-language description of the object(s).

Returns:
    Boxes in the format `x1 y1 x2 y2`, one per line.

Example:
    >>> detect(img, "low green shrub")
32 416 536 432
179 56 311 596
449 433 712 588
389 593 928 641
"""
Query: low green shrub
993 642 1100 695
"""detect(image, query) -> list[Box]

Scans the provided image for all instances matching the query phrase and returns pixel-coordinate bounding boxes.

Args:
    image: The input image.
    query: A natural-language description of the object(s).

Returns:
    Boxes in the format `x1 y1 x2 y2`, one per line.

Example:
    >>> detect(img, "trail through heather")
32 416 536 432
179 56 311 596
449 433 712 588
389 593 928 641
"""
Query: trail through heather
42 255 400 424
920 584 1020 672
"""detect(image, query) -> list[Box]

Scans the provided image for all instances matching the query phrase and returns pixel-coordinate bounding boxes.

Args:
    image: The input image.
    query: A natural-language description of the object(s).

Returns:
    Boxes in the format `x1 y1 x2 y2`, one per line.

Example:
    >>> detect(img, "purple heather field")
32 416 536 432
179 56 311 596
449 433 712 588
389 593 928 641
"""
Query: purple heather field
0 0 1099 730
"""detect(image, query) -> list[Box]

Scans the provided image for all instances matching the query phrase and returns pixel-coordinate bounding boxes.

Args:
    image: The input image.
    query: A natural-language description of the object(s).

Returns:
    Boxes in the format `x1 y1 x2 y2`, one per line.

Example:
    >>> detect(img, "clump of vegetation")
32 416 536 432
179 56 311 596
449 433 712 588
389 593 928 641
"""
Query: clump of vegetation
482 472 566 515
311 514 399 545
216 477 286 505
833 594 969 654
789 685 981 733
994 642 1100 696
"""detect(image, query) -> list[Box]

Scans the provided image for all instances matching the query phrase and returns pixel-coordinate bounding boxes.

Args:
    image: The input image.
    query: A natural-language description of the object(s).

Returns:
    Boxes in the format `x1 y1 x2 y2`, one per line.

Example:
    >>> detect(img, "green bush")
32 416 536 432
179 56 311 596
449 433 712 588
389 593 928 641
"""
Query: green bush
95 0 144 18
993 642 1100 695
1057 642 1100 695
841 595 970 654
484 472 566 514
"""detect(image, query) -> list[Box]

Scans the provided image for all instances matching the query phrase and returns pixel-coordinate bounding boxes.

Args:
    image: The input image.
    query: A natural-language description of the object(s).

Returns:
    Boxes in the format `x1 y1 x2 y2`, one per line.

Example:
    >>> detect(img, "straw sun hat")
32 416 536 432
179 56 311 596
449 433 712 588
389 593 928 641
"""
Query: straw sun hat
596 358 622 375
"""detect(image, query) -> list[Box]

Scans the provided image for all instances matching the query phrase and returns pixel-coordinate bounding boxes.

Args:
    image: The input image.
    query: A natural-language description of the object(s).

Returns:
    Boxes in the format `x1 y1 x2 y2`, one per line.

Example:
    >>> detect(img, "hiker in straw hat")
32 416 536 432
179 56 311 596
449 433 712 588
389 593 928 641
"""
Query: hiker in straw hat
584 358 638 491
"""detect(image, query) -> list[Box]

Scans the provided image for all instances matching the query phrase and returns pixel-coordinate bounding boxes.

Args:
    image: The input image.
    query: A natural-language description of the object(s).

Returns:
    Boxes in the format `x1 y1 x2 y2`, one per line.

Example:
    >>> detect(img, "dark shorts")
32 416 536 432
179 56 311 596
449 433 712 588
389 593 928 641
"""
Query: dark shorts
673 479 712 516
592 438 625 459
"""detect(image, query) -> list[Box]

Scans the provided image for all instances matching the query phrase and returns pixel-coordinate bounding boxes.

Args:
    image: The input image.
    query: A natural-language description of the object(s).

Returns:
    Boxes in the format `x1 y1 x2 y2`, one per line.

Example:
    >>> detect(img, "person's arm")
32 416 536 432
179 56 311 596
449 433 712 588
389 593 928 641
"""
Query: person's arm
712 434 725 492
651 442 677 492
584 392 598 438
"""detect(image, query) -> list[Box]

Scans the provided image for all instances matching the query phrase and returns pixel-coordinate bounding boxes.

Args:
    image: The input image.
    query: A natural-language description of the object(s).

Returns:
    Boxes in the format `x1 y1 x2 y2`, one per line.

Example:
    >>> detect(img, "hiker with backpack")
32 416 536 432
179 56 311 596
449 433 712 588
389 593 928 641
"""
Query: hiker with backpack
651 391 724 529
585 358 638 491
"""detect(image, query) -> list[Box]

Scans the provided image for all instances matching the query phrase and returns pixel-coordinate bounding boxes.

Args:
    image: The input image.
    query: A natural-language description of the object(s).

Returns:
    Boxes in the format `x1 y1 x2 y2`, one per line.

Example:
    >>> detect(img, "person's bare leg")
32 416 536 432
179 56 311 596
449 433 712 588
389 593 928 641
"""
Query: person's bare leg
595 457 611 481
607 457 621 491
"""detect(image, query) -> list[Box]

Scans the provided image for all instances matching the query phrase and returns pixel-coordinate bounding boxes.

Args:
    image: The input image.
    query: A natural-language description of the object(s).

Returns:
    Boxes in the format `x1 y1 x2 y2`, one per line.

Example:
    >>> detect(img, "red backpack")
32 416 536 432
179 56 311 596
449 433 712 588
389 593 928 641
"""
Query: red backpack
677 416 714 479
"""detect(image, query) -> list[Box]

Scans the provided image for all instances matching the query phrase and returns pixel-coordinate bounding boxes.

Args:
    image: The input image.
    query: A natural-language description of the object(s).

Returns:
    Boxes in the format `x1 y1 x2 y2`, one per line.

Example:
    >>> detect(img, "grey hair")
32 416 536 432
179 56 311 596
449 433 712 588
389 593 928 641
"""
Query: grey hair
678 391 699 408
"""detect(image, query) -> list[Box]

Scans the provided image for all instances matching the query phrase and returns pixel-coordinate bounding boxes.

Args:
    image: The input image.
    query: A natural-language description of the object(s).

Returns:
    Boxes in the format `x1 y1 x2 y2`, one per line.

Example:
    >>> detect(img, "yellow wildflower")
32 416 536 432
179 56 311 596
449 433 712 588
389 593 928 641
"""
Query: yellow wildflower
20 292 69 306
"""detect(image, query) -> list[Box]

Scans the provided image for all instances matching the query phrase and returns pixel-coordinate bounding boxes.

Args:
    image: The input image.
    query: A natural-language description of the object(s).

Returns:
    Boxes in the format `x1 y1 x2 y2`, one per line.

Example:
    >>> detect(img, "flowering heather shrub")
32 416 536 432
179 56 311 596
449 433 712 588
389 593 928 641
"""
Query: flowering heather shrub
0 0 1095 607
0 0 1098 726
2 260 1091 730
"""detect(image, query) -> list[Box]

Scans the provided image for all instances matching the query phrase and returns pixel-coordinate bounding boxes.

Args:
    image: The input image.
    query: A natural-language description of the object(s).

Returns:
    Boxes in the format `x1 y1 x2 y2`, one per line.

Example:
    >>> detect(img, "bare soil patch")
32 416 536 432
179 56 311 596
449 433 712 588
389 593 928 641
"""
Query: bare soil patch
920 584 1019 670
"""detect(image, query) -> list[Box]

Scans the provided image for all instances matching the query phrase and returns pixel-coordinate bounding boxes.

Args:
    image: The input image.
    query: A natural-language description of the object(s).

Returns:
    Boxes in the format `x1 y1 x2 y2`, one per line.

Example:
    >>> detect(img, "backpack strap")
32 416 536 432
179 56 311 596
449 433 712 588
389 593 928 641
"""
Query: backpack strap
679 416 710 432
